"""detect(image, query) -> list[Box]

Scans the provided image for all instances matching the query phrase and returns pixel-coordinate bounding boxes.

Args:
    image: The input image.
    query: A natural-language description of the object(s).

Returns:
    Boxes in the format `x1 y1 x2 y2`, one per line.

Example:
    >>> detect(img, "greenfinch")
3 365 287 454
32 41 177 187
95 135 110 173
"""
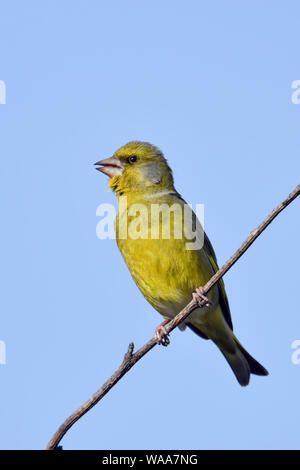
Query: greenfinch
95 141 268 386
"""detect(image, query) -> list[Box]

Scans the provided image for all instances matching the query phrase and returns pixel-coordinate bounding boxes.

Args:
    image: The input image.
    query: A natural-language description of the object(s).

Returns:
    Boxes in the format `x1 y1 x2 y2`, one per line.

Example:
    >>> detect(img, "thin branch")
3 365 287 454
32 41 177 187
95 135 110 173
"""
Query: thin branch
46 183 300 450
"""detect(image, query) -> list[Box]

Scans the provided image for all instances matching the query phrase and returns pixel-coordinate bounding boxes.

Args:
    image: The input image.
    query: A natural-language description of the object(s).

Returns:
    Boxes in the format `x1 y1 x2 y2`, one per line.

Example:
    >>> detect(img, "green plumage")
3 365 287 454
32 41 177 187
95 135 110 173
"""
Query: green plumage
98 141 268 386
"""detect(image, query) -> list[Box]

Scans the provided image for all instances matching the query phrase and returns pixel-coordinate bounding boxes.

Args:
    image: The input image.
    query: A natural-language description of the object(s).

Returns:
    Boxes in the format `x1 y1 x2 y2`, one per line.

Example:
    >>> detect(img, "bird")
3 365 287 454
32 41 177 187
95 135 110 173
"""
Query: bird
95 141 268 386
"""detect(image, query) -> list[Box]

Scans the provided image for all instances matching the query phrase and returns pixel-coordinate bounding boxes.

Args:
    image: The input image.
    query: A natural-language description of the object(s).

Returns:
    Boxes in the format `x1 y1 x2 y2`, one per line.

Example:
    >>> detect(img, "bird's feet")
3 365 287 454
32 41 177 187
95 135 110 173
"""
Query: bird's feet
192 286 212 308
154 319 171 346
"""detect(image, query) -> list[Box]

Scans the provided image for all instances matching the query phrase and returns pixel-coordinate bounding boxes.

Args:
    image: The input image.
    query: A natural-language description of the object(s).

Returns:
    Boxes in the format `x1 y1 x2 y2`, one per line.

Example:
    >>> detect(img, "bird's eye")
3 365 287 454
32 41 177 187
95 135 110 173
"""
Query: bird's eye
127 155 138 164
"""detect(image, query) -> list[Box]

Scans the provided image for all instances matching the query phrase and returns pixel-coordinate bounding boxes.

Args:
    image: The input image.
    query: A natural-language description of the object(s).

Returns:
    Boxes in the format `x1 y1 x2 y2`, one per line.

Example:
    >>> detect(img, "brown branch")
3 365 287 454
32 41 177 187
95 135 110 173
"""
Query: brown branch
46 183 300 450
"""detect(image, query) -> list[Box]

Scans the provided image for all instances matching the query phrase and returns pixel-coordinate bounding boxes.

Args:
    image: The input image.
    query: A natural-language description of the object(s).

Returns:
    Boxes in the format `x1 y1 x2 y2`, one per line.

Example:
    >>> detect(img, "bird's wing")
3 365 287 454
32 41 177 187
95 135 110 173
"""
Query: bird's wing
158 191 233 331
203 232 233 330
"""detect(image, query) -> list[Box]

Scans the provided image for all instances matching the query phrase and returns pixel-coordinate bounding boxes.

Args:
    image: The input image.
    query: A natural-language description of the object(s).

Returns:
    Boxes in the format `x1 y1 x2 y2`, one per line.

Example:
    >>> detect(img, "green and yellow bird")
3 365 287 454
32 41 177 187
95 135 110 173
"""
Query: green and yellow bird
95 141 268 386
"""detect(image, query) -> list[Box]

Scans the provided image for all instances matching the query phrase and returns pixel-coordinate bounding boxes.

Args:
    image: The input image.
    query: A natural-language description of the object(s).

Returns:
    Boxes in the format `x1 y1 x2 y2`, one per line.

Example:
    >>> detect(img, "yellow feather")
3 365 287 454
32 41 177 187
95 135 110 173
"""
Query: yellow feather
97 141 268 386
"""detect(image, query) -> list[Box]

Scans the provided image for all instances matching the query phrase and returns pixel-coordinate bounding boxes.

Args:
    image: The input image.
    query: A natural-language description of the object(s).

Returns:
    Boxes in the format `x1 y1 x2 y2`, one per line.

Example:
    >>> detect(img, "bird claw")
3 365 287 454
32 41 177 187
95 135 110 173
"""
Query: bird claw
192 287 212 308
154 323 170 346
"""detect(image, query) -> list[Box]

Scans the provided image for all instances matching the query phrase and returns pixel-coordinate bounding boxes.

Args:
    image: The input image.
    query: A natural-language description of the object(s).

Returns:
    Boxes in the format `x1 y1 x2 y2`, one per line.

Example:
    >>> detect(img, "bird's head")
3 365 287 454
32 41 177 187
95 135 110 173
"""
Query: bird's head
95 141 175 195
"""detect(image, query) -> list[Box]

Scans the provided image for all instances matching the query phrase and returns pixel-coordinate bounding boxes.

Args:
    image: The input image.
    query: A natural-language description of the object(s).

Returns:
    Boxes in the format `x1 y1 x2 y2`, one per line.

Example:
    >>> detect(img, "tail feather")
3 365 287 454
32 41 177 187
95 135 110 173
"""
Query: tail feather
220 337 268 386
187 320 268 386
233 336 269 377
220 347 251 386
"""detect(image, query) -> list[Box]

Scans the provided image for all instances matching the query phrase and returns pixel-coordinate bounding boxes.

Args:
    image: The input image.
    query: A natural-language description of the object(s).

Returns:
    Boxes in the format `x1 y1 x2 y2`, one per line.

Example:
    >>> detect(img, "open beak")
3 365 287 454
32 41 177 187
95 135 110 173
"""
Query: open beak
94 156 123 178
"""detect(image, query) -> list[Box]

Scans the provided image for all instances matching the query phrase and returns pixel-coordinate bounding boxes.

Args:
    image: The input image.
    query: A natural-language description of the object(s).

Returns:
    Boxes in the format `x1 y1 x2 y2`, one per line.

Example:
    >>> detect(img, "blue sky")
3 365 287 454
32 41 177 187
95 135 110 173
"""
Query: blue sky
0 1 300 450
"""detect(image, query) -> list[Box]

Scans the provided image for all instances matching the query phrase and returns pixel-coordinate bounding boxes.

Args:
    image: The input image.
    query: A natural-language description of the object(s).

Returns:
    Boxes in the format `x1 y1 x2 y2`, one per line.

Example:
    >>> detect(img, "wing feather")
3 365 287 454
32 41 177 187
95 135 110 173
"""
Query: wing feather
203 233 233 331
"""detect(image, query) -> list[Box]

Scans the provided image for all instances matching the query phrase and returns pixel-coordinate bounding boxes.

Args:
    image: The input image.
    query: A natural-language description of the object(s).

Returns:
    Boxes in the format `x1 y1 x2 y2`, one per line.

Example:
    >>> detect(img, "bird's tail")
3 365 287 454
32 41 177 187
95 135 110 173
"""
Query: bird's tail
188 314 268 386
220 335 268 386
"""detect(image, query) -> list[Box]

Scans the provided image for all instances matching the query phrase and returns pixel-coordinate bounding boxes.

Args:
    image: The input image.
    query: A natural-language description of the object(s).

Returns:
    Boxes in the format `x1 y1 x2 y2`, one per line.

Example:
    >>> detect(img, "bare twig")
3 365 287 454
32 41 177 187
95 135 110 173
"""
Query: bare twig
46 184 300 450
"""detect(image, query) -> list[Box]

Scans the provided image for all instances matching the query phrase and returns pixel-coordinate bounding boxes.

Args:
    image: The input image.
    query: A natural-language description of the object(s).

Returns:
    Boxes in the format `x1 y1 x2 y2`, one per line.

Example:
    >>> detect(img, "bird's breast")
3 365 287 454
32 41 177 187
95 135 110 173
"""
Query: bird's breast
115 196 218 317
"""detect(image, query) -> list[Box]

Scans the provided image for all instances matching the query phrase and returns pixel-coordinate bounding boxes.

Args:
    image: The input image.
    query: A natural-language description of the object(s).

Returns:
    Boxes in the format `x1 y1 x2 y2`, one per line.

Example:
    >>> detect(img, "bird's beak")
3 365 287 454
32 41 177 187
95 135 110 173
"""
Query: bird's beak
94 156 123 178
